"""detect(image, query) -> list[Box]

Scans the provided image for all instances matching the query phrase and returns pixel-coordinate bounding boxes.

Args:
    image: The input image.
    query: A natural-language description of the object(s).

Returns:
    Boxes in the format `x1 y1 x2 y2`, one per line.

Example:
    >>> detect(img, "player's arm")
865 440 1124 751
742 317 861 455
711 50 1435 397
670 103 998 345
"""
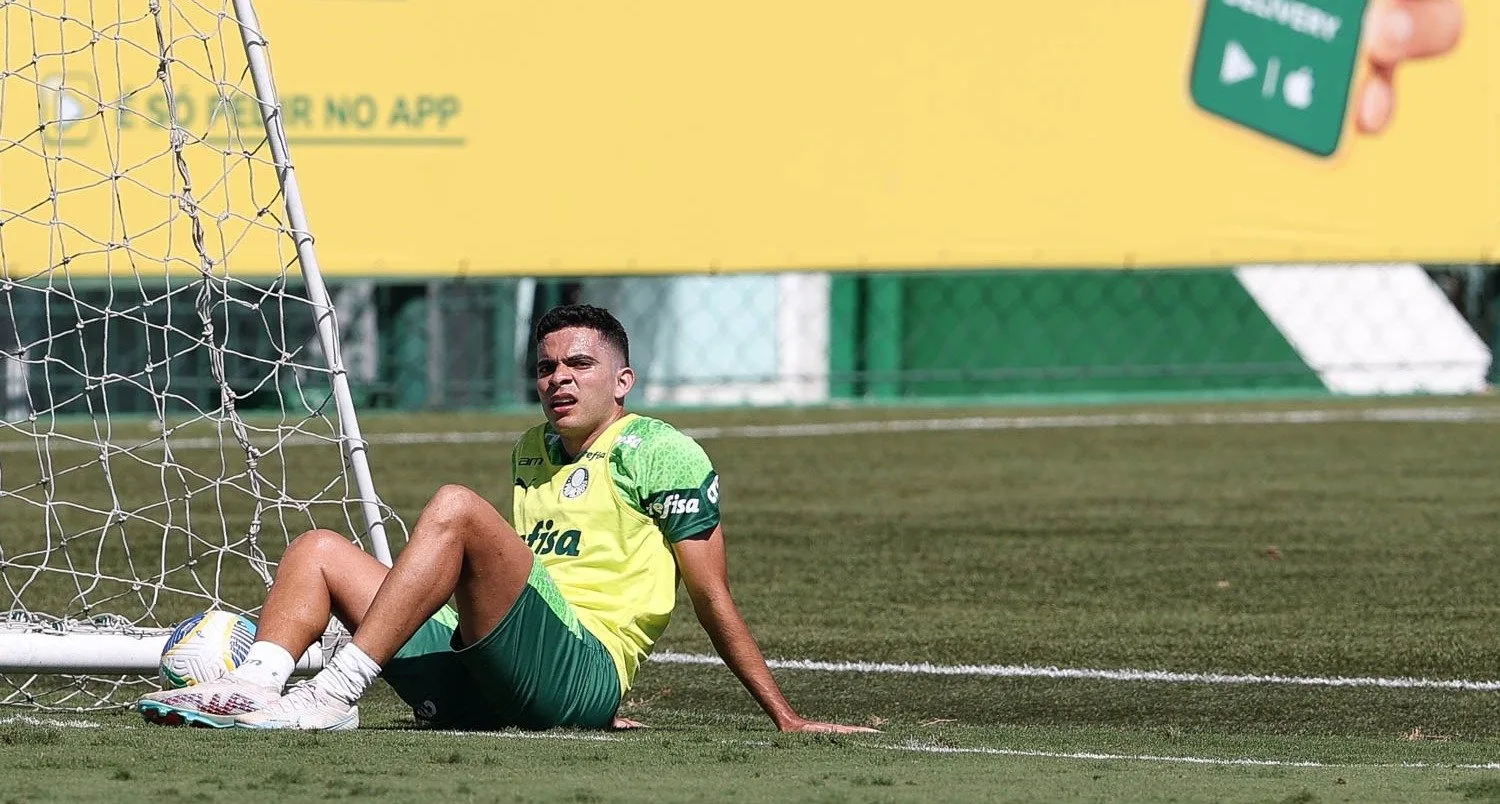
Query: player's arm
672 527 877 734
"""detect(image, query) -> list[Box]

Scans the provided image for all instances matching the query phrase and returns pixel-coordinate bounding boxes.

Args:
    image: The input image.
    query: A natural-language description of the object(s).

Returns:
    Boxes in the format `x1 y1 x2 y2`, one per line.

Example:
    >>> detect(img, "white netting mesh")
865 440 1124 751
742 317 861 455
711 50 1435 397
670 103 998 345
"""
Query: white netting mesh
0 0 397 709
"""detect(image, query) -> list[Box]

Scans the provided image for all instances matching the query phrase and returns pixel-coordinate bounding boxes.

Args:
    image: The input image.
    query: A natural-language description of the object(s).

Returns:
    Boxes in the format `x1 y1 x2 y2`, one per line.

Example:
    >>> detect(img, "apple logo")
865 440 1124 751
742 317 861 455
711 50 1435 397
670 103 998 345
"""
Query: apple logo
57 91 86 126
1283 67 1314 110
41 76 90 132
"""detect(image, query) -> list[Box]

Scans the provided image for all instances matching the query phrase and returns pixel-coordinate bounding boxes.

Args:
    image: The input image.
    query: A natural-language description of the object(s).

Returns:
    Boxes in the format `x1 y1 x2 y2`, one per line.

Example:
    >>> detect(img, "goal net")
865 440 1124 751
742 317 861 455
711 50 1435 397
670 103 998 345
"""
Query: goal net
0 0 397 709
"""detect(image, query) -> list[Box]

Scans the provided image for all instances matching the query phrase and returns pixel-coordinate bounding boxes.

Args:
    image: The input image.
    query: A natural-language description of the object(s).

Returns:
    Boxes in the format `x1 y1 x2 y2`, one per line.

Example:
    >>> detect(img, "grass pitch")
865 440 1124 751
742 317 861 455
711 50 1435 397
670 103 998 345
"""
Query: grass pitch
5 397 1500 802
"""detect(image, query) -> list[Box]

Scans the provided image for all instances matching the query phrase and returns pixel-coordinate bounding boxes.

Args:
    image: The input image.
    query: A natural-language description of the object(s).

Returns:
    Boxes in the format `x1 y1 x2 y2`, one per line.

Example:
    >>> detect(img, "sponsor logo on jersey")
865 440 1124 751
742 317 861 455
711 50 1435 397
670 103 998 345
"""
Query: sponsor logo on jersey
650 493 701 519
618 434 643 448
706 475 720 504
517 456 544 466
525 519 582 556
562 467 589 499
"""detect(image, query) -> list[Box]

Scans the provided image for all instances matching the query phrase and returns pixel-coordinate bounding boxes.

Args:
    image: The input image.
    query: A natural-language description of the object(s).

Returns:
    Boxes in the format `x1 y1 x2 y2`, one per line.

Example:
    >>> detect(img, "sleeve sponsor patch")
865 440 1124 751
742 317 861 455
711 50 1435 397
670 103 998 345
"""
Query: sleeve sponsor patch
642 471 720 543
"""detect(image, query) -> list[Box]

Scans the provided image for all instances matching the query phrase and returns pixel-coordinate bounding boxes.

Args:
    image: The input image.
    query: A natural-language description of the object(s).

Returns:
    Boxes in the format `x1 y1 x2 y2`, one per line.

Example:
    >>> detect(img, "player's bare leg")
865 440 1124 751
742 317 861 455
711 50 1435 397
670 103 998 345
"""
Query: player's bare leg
257 528 392 655
136 530 390 728
236 484 537 730
345 483 534 662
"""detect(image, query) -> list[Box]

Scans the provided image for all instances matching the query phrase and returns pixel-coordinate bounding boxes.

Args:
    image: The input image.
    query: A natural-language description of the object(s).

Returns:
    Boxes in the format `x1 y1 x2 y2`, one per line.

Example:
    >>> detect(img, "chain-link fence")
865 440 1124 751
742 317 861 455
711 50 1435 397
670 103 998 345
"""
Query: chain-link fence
1 265 1494 417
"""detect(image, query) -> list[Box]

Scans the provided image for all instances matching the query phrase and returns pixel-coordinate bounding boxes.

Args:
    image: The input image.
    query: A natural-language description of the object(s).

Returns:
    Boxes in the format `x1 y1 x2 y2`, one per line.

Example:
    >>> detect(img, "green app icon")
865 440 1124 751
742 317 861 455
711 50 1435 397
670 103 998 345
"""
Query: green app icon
1190 0 1368 157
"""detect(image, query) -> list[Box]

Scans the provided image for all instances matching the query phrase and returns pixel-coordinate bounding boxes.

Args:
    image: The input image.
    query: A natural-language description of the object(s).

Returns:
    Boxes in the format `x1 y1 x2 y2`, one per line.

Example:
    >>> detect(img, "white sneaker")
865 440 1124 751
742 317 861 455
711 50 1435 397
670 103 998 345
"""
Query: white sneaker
137 676 282 728
233 681 358 731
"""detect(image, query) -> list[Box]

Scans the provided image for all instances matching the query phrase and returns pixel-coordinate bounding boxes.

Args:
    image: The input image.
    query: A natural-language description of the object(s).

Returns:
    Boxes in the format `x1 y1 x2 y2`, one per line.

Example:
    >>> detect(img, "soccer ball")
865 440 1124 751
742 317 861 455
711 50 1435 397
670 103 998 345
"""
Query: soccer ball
158 610 257 688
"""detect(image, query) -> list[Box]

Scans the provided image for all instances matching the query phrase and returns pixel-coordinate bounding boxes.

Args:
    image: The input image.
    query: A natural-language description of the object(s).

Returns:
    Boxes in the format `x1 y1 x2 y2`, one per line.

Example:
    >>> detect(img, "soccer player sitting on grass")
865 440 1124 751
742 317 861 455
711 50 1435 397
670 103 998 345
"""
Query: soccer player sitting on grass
138 304 876 734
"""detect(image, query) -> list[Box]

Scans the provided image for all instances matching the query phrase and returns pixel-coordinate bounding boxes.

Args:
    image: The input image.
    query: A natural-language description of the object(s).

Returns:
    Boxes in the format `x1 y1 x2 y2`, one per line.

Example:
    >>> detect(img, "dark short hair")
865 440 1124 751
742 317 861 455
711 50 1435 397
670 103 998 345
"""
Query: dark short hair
534 304 630 366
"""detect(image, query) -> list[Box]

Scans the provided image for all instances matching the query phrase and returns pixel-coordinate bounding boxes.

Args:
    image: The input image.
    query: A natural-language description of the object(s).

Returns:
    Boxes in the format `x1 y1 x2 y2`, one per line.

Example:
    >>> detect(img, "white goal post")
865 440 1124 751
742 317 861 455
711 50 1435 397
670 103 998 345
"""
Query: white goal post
0 0 398 709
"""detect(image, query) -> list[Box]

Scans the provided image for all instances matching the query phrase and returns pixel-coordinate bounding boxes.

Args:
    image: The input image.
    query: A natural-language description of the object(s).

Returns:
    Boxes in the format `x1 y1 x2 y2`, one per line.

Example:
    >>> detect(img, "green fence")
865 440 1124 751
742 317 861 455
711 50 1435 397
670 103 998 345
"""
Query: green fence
1 266 1494 419
831 272 1325 400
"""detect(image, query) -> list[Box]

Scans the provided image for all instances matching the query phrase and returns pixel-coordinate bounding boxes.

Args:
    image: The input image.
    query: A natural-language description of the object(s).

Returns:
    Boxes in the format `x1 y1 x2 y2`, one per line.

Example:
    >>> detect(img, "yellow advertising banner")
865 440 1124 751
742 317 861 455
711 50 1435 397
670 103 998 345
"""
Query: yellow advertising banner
1 0 1496 277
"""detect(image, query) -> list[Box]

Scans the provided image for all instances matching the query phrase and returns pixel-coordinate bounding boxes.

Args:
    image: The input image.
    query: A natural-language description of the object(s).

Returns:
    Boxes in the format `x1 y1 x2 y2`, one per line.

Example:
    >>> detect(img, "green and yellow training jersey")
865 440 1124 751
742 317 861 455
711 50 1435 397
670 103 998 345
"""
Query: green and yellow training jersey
511 413 720 693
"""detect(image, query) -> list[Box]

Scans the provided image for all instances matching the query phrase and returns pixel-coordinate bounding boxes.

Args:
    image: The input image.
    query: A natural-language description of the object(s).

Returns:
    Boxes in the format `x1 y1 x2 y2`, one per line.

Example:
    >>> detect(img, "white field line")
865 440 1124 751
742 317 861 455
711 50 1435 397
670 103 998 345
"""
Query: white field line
0 715 102 729
418 729 1500 772
438 729 619 742
882 741 1500 771
1 715 1492 772
448 732 1500 772
676 405 1500 440
648 651 1500 692
5 405 1500 454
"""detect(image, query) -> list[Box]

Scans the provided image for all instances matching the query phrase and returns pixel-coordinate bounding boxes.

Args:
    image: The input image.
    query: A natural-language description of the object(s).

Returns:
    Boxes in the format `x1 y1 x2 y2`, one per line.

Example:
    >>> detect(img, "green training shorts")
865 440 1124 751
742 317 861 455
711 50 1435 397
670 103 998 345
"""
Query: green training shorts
381 558 621 730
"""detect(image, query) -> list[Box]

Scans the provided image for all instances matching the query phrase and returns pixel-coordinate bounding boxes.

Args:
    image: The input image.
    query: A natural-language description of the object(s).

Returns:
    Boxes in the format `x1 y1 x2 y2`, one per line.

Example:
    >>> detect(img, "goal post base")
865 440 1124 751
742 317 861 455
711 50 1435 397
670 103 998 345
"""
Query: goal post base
0 614 337 676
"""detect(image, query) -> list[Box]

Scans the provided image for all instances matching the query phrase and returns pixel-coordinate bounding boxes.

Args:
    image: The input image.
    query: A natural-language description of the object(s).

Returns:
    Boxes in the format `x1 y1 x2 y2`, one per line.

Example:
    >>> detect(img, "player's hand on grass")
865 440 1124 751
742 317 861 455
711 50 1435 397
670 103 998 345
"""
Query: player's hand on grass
778 717 881 734
611 716 648 730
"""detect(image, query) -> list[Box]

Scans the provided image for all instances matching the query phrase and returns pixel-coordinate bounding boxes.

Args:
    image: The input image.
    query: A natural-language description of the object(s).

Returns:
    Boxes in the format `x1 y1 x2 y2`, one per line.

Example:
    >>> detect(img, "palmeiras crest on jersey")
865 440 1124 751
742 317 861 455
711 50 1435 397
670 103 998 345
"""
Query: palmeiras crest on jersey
561 467 590 499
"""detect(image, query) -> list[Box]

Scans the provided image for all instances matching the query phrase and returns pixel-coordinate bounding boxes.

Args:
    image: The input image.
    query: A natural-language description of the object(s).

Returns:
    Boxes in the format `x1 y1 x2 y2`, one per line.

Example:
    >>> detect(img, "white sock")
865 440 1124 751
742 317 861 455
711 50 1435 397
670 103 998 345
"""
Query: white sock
232 641 295 691
313 643 381 707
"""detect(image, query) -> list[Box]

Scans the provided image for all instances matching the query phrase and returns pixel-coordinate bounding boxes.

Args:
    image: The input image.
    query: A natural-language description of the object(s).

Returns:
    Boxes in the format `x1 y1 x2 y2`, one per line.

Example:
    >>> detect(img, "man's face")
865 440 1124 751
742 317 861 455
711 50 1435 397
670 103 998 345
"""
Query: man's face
535 326 633 436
